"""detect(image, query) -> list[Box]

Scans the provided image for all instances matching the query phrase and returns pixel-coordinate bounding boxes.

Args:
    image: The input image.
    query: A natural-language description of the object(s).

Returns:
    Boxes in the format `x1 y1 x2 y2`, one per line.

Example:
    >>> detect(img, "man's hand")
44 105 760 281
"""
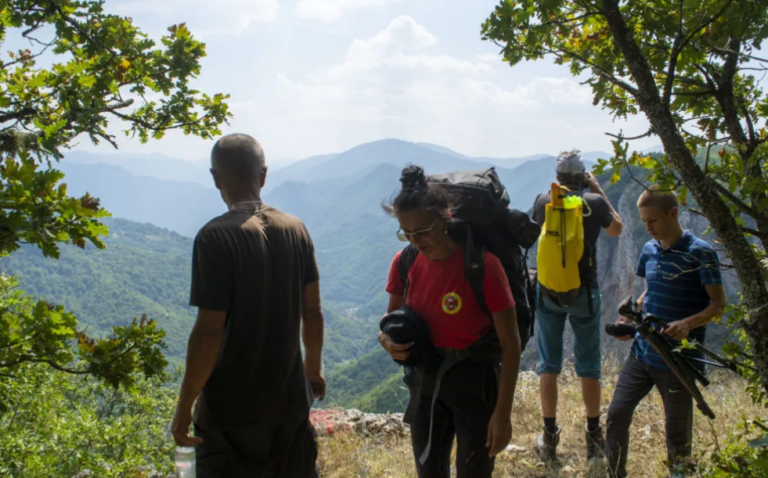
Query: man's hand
613 316 635 341
172 404 203 447
378 331 413 361
307 371 326 401
486 411 513 457
664 320 691 341
585 172 602 194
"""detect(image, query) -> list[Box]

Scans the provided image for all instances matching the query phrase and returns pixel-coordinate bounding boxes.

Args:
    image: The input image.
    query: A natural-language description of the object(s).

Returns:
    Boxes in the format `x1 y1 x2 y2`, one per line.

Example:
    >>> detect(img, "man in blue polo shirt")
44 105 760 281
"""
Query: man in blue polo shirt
605 186 727 478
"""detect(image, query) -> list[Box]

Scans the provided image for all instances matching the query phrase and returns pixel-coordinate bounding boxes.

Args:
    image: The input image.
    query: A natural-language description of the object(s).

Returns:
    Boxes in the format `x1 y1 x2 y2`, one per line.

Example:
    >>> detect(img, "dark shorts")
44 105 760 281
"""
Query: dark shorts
194 415 318 478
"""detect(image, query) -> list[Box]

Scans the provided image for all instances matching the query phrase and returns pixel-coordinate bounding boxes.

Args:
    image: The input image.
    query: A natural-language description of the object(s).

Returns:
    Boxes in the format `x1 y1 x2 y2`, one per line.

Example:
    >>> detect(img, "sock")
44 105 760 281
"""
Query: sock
543 417 557 433
587 415 600 432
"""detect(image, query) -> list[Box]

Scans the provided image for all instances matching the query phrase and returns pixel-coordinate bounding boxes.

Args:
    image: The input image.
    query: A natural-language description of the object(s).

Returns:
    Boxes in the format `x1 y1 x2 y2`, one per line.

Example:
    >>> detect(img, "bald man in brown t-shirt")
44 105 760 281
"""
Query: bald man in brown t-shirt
171 134 325 478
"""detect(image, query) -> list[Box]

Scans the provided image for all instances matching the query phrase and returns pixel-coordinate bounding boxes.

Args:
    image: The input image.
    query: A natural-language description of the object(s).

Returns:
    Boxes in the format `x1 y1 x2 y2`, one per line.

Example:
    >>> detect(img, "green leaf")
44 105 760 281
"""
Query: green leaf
77 75 96 88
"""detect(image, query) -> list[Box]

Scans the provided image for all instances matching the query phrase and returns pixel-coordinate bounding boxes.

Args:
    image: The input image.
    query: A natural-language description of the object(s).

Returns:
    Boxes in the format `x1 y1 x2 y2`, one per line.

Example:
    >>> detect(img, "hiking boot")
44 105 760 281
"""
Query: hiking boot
534 426 561 462
585 424 605 461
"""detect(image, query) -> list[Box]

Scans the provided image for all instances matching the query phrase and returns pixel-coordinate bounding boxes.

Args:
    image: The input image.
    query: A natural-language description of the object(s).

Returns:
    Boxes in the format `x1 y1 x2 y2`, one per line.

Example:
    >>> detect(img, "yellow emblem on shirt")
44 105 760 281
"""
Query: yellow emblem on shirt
442 292 462 315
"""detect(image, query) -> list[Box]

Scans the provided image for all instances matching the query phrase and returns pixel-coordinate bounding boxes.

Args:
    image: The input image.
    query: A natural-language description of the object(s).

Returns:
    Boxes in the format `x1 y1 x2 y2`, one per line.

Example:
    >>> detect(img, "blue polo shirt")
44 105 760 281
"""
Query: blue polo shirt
632 230 722 371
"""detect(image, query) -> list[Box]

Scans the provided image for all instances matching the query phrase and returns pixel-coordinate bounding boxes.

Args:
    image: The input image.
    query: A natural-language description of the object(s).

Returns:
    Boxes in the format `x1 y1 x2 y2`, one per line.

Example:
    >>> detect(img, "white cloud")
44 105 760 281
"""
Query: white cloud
310 16 490 81
279 17 590 119
75 1 655 162
273 15 626 158
477 53 502 63
522 77 594 105
296 0 406 22
115 0 280 35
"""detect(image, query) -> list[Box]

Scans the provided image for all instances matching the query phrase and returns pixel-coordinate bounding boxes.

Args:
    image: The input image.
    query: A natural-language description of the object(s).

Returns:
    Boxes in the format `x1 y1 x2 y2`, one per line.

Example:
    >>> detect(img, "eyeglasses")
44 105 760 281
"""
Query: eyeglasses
397 221 437 242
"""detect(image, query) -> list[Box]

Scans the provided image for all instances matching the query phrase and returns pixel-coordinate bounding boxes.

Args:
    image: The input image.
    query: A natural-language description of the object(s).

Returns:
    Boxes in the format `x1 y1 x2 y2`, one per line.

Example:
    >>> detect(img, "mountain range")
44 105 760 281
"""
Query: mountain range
7 139 735 413
58 140 603 307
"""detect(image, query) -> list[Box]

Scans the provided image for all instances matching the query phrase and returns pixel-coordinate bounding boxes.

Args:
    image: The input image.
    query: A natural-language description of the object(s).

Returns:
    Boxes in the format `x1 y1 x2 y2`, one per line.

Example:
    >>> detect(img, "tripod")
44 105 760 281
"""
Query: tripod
606 297 741 419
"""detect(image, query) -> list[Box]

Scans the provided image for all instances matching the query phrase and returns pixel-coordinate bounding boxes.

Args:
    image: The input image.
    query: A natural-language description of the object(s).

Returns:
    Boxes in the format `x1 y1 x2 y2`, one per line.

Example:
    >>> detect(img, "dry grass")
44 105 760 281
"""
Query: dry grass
317 360 768 477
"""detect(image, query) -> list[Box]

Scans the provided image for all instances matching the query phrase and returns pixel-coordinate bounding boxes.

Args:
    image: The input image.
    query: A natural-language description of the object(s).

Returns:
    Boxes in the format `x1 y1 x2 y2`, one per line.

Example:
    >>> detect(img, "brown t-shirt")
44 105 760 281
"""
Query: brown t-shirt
190 205 319 430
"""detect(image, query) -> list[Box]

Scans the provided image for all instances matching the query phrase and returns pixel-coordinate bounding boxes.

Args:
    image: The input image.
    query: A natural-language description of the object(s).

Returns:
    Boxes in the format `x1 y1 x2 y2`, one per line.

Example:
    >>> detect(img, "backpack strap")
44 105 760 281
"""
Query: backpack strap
463 226 491 316
523 248 536 339
397 245 419 301
417 330 501 465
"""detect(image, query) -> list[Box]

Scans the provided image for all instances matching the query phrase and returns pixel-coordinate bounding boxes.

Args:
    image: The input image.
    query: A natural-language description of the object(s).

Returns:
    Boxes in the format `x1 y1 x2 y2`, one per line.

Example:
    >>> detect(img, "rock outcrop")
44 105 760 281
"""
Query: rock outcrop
310 408 407 437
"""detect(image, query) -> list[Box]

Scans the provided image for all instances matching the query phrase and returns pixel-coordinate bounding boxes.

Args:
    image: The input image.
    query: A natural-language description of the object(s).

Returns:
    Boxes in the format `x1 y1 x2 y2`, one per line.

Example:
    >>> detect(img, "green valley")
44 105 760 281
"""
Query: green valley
5 142 739 414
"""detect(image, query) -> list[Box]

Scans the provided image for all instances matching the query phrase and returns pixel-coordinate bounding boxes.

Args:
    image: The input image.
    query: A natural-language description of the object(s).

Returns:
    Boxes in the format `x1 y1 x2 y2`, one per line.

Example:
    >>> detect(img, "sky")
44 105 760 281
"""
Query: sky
74 0 658 162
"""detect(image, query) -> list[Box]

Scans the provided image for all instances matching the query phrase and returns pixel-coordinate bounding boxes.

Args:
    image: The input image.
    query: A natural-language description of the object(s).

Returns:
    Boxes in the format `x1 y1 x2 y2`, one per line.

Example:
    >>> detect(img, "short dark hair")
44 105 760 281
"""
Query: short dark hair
383 165 454 220
211 133 265 178
637 185 679 212
555 150 586 190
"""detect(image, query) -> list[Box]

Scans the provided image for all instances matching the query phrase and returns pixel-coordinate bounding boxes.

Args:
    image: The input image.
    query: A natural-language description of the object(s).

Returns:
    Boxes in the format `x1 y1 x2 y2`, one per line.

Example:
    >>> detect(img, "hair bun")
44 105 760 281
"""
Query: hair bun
400 165 427 191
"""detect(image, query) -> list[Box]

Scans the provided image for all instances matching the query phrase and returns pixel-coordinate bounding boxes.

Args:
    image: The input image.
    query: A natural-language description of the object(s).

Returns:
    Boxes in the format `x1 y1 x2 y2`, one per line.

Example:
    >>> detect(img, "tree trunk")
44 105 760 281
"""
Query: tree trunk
711 39 768 249
601 0 768 393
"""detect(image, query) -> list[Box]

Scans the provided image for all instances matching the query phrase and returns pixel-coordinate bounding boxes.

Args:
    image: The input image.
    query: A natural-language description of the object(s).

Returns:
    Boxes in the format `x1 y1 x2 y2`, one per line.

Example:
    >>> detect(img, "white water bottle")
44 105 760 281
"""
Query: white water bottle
175 446 196 478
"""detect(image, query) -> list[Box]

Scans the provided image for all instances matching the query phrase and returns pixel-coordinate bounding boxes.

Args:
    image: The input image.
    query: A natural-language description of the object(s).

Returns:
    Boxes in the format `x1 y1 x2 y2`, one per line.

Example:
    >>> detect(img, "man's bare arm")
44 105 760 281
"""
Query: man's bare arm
172 308 227 445
585 172 623 237
302 281 326 400
664 284 727 341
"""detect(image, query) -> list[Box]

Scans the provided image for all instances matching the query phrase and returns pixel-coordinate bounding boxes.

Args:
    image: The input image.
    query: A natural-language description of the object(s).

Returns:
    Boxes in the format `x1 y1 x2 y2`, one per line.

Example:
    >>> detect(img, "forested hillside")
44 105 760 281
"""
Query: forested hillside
3 219 195 356
2 218 377 371
6 143 739 413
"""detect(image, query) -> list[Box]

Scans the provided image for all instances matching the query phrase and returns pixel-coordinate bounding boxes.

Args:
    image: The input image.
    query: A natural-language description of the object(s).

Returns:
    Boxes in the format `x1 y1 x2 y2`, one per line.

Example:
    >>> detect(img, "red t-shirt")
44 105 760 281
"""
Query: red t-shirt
385 245 515 349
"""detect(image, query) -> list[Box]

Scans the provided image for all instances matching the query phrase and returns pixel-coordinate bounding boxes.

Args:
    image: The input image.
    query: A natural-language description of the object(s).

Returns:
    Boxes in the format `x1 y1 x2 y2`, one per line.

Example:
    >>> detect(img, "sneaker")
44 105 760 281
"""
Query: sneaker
585 424 605 461
534 426 561 462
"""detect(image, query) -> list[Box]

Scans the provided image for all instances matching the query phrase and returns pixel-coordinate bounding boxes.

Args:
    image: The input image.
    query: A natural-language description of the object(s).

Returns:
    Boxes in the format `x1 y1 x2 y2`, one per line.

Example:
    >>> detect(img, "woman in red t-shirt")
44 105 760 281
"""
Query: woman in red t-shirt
378 166 521 478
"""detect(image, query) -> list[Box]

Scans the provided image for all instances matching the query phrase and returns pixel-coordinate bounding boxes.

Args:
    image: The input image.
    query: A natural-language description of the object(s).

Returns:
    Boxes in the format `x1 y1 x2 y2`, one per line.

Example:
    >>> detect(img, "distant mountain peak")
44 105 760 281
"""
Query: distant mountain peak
416 143 468 158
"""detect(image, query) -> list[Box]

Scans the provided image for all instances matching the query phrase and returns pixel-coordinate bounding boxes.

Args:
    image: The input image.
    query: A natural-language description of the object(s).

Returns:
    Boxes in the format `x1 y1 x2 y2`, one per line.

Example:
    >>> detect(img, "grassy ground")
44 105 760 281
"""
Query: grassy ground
317 360 768 477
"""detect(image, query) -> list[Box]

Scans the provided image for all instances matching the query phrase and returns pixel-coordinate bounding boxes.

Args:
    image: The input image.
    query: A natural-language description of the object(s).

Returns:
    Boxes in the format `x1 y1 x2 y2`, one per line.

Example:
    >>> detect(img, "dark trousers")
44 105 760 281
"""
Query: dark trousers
410 361 498 478
194 415 318 478
605 355 694 478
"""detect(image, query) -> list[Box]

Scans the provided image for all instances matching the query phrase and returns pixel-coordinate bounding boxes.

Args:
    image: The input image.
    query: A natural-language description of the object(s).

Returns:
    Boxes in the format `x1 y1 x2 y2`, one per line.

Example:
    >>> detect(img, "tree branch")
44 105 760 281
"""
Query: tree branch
46 0 118 60
667 73 710 89
694 206 762 236
659 0 734 107
662 0 685 107
743 105 757 144
711 48 768 64
107 109 216 134
0 107 37 125
710 178 768 223
680 0 735 54
539 12 599 27
605 128 654 141
548 47 639 96
696 64 718 90
0 357 88 374
1 39 56 69
673 90 715 97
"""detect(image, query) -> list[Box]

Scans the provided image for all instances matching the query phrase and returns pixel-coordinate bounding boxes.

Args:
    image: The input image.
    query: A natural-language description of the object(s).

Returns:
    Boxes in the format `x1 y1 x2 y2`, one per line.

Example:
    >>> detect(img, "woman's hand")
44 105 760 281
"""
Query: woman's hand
486 411 512 457
378 331 413 361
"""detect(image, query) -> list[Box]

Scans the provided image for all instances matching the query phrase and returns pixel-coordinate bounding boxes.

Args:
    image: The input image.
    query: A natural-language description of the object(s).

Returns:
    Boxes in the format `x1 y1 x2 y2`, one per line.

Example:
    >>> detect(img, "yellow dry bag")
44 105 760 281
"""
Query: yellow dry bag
537 183 585 307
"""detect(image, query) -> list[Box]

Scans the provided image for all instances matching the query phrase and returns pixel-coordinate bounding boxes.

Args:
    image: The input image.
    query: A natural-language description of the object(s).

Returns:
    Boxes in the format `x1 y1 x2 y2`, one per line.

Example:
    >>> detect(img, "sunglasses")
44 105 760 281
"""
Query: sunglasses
397 220 438 242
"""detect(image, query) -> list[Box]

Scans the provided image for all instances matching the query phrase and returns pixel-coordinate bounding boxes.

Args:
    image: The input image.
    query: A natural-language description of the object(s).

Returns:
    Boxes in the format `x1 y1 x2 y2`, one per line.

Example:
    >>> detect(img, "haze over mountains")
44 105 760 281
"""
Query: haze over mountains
57 139 605 310
61 139 606 237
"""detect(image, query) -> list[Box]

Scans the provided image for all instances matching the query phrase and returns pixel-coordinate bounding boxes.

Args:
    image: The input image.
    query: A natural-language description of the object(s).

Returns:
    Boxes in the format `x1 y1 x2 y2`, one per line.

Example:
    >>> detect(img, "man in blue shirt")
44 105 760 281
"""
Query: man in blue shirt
605 186 727 478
